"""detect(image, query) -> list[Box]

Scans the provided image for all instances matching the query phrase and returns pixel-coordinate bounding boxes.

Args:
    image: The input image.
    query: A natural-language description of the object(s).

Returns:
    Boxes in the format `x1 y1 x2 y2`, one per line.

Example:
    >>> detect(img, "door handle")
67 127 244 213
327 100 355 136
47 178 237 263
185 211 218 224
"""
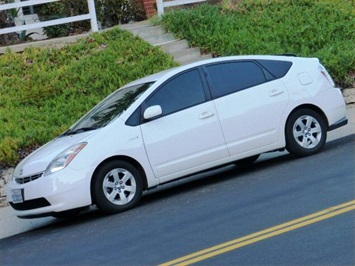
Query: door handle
199 111 215 119
269 88 284 97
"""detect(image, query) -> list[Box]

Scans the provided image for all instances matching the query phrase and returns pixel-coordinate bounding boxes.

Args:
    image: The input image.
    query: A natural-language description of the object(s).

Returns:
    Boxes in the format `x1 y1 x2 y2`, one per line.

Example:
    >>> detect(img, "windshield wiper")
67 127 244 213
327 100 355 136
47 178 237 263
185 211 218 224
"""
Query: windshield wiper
61 126 98 136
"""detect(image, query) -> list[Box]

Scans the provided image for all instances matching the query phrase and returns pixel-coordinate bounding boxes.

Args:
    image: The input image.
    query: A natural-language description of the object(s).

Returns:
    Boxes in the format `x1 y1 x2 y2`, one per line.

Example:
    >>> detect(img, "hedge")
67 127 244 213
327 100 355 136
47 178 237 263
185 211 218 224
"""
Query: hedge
162 0 355 87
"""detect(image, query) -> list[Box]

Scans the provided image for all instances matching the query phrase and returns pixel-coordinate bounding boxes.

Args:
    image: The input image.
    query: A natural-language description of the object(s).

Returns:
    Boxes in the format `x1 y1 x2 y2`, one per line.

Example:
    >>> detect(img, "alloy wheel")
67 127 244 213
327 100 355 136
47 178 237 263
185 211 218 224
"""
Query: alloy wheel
292 115 322 149
102 168 137 205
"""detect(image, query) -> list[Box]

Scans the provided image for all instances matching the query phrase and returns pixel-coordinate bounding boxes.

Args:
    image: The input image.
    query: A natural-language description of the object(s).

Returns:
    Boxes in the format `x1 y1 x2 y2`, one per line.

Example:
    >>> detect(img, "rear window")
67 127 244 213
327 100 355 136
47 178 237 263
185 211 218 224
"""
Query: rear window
206 61 266 98
257 60 292 79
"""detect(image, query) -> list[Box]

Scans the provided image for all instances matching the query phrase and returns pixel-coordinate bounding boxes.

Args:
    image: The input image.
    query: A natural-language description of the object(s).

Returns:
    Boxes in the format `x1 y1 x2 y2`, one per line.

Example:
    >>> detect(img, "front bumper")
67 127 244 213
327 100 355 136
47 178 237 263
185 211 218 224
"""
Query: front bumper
7 167 93 218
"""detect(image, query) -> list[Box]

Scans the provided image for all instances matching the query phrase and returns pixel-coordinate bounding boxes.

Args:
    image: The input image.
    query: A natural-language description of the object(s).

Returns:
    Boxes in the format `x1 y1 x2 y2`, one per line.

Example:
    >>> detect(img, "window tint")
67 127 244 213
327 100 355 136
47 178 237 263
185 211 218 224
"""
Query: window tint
257 60 292 79
206 61 266 98
145 69 206 116
67 82 153 133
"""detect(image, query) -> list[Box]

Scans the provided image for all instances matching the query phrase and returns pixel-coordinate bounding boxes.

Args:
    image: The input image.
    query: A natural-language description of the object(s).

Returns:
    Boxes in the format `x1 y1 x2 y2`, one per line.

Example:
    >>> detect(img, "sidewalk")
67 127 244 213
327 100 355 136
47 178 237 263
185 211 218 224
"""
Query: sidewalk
0 206 56 239
0 107 354 239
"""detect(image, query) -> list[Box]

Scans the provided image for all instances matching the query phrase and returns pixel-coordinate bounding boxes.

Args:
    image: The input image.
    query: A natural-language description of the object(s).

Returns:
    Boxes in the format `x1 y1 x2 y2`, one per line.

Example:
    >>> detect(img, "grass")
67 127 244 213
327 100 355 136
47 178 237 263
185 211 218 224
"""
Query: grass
0 27 177 166
161 0 355 87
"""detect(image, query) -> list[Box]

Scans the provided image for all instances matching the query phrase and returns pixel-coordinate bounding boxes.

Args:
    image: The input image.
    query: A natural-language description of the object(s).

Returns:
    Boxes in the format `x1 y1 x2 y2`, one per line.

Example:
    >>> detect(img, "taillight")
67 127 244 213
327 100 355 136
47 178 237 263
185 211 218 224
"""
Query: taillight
319 64 335 87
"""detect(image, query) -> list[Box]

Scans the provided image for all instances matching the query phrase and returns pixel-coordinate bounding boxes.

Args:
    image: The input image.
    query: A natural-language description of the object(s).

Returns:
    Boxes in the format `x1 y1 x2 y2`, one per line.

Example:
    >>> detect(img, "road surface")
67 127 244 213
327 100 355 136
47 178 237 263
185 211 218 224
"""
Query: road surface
0 135 354 265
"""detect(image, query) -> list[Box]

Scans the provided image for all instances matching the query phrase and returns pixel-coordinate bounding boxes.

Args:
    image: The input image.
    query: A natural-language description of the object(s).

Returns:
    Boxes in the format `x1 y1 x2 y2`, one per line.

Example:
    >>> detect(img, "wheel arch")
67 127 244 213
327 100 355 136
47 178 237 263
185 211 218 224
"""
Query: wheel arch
285 104 329 133
90 155 148 204
284 104 328 156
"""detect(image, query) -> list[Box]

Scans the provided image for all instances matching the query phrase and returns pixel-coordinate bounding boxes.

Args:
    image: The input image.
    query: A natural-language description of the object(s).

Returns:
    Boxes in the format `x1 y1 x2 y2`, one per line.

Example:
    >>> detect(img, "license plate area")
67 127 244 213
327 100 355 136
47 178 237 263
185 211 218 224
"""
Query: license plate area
11 189 24 204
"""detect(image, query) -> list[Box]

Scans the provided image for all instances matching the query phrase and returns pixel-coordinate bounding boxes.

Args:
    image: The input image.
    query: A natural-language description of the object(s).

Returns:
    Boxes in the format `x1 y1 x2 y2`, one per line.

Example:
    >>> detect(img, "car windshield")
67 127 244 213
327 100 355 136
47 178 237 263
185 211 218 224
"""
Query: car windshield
63 82 154 135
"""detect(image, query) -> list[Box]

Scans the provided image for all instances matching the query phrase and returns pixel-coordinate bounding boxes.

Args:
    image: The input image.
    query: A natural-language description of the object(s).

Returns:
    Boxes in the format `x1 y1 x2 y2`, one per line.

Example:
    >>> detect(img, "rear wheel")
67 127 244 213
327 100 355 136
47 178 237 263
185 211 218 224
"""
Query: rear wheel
286 108 326 156
92 161 143 214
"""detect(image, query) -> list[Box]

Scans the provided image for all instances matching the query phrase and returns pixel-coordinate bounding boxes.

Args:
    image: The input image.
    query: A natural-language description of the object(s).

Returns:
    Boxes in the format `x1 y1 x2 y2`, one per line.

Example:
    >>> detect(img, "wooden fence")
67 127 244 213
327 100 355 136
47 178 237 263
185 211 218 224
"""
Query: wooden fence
0 0 98 35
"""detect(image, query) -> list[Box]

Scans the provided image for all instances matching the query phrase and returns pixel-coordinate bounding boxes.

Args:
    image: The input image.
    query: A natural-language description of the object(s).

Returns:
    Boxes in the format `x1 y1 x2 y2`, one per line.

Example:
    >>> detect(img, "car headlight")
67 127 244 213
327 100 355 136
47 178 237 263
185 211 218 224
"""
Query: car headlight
44 142 87 176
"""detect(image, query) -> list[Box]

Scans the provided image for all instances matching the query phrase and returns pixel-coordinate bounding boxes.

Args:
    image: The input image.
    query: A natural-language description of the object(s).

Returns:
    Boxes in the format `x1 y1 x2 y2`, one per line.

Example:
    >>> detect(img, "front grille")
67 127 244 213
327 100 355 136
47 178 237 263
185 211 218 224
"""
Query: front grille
15 172 43 184
10 198 51 210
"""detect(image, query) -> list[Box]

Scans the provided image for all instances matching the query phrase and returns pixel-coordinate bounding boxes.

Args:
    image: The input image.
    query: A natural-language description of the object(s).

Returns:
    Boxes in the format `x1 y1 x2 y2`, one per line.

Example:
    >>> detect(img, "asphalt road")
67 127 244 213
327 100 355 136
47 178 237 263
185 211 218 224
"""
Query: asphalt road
0 135 354 265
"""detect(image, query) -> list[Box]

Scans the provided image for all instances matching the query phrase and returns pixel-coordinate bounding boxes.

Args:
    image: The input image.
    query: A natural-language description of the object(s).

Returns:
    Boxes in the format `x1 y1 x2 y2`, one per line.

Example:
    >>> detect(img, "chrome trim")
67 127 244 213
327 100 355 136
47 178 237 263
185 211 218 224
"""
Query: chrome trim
14 172 44 184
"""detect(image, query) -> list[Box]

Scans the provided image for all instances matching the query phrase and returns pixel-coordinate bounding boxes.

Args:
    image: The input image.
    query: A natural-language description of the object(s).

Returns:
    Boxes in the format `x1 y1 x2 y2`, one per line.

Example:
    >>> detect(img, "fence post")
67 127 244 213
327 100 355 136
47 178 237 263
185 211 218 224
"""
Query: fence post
156 0 164 17
87 0 98 32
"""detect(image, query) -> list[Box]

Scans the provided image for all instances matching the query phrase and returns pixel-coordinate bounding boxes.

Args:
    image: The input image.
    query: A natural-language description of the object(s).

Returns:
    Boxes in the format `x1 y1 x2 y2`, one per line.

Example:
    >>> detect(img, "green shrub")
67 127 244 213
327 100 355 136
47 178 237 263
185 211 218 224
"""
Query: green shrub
36 1 70 38
96 0 147 27
37 0 147 38
37 0 90 38
0 8 20 45
0 28 176 166
162 0 355 86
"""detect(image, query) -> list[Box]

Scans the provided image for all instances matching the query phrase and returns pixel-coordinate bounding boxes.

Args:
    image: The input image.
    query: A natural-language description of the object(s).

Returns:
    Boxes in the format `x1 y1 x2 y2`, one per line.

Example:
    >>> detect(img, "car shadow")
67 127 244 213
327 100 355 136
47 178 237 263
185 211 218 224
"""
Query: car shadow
13 153 296 234
3 134 353 240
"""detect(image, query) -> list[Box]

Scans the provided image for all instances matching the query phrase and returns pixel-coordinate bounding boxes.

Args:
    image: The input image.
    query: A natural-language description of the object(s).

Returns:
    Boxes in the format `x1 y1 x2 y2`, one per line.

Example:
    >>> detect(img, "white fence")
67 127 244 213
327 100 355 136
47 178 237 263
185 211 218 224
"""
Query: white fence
0 0 98 35
156 0 206 16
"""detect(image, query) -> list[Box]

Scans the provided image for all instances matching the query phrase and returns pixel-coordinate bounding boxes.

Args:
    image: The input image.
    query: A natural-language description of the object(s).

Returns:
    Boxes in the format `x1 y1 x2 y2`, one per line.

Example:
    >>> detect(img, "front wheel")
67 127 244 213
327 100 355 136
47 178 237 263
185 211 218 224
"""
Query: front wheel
285 108 326 156
92 161 143 214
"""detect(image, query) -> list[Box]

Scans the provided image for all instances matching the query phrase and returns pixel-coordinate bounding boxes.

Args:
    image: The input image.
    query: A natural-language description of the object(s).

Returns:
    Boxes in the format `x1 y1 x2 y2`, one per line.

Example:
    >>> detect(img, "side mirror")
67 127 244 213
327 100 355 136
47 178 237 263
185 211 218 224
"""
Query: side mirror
143 105 163 120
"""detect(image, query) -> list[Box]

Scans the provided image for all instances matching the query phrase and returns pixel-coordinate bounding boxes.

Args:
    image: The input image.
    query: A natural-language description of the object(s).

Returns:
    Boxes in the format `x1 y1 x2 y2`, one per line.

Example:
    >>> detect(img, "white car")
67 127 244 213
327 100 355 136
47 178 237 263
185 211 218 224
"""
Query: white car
7 55 348 218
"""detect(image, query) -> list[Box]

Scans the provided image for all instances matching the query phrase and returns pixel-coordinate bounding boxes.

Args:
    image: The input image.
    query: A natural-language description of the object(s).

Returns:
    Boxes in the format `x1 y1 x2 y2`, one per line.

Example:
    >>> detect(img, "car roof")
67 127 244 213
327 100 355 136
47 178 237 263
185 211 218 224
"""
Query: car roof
125 55 313 87
124 68 178 87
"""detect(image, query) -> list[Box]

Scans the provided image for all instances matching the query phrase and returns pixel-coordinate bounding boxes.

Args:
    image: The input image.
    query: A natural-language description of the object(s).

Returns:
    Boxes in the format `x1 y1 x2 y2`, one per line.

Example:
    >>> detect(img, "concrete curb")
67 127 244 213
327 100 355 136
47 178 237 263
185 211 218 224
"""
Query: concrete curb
0 33 90 54
0 206 56 239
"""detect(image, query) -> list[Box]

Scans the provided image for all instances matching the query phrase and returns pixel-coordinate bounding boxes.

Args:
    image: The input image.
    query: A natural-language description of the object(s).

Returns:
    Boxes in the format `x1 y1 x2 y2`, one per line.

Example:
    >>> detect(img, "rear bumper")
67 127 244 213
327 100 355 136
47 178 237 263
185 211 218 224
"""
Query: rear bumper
328 117 348 131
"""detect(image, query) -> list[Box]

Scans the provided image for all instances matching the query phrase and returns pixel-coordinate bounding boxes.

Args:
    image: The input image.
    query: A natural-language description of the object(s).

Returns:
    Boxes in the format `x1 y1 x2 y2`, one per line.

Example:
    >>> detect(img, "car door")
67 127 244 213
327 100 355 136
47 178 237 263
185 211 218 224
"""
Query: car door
205 61 290 156
140 68 229 179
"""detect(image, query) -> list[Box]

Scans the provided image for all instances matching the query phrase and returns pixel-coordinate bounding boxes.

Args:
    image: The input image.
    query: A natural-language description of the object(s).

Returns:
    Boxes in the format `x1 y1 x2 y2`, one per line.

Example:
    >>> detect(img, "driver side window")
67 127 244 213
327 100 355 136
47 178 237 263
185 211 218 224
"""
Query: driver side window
144 69 206 117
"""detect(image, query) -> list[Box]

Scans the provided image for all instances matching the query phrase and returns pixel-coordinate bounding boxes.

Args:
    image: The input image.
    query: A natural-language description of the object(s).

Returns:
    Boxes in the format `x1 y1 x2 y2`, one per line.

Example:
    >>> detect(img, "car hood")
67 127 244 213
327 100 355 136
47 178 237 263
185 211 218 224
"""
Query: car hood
14 131 96 178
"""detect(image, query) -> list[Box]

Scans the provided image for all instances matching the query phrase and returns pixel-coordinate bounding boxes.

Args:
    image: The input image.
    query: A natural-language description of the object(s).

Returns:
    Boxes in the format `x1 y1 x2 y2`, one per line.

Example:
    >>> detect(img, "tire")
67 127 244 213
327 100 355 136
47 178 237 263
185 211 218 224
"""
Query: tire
235 154 260 166
92 160 143 214
285 108 326 156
